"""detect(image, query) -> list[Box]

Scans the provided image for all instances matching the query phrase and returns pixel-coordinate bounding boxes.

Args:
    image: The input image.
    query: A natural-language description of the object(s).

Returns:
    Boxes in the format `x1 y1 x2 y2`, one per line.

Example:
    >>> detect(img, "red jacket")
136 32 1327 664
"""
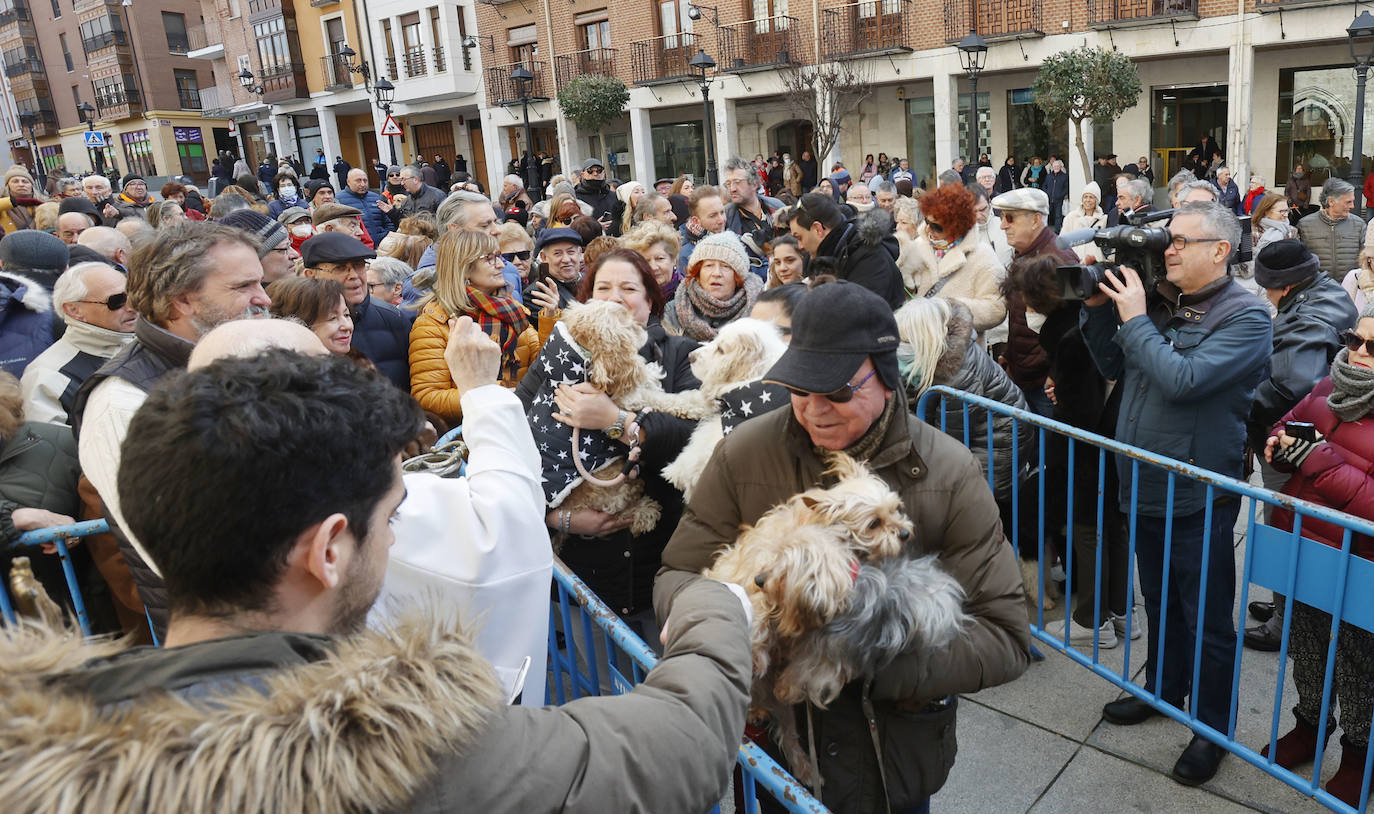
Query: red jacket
1271 377 1374 559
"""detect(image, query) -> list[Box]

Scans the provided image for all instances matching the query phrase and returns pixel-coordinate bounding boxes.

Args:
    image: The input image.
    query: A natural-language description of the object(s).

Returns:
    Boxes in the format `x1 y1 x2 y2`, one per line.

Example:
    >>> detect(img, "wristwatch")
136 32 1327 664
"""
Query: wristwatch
606 409 628 440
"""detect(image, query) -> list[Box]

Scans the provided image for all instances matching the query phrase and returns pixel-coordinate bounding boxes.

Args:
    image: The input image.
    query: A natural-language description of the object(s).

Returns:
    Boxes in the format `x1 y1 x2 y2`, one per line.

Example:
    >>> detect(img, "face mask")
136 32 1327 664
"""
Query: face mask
1025 311 1048 334
279 185 298 203
290 223 313 238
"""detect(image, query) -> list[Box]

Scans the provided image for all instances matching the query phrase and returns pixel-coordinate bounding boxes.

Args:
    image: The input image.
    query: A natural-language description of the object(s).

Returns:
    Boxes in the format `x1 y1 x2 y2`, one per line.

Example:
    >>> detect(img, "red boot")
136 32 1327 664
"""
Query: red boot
1326 736 1370 809
1261 715 1330 770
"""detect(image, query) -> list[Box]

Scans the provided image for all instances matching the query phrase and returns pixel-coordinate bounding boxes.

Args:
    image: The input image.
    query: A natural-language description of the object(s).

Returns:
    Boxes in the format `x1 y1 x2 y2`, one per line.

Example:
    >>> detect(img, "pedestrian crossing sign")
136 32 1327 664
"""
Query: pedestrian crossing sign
83 131 106 148
381 116 403 137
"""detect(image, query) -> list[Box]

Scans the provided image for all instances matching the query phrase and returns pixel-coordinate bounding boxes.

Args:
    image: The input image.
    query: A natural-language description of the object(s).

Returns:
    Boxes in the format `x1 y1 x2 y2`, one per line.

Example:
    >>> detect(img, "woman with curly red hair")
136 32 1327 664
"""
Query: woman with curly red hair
896 182 1006 334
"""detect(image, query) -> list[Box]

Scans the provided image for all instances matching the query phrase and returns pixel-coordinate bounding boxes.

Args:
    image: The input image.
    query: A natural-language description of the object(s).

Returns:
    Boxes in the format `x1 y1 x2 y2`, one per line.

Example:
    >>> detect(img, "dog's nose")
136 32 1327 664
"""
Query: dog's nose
898 528 911 541
754 572 768 588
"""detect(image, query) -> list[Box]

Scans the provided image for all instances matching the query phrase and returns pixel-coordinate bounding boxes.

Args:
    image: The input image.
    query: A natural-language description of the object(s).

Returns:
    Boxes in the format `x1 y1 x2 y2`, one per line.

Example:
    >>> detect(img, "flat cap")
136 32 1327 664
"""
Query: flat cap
535 227 584 253
310 202 363 226
276 206 311 224
991 188 1050 216
300 231 375 266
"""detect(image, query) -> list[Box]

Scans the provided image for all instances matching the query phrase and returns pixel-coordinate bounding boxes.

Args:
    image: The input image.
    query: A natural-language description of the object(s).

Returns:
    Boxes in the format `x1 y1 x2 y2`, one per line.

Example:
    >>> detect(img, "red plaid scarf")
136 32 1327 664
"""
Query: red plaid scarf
466 286 530 373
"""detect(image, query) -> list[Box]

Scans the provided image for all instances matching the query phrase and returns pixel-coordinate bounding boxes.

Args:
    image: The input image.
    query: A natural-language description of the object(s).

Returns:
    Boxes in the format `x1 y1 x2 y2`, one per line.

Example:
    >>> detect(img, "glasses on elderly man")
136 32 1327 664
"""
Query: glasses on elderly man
75 292 128 310
782 369 877 404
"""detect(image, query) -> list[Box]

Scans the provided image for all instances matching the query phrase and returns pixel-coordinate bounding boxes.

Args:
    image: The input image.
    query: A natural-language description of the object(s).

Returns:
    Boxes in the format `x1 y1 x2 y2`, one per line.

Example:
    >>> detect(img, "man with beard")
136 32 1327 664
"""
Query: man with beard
72 221 272 637
302 232 410 388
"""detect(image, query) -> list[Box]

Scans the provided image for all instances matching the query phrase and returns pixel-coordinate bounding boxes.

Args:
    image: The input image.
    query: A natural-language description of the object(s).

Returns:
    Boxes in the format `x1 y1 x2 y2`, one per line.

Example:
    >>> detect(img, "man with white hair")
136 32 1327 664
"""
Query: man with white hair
20 262 135 425
186 317 326 369
82 174 120 224
57 211 94 245
395 165 445 217
975 165 996 197
845 182 875 212
407 190 520 304
76 226 133 272
874 181 898 214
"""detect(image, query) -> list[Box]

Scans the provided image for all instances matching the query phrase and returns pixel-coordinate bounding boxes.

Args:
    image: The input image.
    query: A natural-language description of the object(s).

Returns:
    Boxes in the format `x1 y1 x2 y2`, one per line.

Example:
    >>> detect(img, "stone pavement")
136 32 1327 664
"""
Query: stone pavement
931 503 1344 814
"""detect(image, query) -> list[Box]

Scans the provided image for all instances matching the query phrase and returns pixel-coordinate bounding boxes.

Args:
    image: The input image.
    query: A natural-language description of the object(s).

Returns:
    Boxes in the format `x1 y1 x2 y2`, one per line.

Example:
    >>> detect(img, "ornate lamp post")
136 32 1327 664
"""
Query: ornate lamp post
374 77 397 165
690 49 717 185
957 30 988 172
1347 11 1374 218
510 63 540 198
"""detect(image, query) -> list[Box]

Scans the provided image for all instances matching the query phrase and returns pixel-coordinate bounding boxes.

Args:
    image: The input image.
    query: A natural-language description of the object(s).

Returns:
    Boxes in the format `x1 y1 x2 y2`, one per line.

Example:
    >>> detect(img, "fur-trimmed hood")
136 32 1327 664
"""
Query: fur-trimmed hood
932 299 975 383
0 614 504 813
0 271 52 314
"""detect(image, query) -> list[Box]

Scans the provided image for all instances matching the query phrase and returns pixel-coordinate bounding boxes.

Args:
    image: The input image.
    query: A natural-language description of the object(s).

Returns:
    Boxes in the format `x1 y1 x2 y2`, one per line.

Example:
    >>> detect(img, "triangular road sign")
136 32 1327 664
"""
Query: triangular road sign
380 115 403 137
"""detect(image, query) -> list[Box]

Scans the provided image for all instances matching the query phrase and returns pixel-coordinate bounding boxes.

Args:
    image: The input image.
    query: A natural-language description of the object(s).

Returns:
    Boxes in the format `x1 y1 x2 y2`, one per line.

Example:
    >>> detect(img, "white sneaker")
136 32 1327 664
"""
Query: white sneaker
1044 616 1119 648
1111 606 1144 640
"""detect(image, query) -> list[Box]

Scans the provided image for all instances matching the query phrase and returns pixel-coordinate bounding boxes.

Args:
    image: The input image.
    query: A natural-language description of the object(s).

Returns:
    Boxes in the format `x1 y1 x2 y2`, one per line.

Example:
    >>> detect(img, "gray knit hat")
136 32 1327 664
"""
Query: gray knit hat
687 231 749 280
0 228 68 271
219 209 288 258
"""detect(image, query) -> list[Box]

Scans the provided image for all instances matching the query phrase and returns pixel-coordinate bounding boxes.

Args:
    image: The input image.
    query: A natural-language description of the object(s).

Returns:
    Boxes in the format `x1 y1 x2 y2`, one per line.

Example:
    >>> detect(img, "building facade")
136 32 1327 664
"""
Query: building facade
0 0 228 185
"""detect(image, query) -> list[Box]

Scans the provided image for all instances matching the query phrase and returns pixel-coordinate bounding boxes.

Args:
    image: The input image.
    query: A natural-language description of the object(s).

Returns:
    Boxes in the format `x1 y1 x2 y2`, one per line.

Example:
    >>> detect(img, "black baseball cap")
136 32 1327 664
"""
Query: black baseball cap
764 281 901 395
300 231 375 267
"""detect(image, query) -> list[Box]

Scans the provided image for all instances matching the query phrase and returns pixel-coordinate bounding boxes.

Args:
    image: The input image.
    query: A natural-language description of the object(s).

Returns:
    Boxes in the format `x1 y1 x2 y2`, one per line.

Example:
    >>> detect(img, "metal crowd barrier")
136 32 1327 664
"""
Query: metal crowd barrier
548 558 828 813
917 384 1374 814
2 518 109 636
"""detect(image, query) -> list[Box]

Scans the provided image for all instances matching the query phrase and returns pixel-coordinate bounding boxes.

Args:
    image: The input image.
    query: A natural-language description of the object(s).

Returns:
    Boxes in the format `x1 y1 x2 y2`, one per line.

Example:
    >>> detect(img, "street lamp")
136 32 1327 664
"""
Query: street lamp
18 110 45 190
1348 11 1374 218
957 30 988 174
374 77 397 165
77 101 106 175
238 68 265 95
690 49 717 185
510 63 541 200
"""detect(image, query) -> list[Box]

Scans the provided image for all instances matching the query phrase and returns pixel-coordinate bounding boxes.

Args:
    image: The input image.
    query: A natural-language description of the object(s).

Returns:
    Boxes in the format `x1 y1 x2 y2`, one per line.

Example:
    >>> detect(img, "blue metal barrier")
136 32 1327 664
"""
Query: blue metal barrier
3 519 110 636
917 385 1374 814
548 558 829 813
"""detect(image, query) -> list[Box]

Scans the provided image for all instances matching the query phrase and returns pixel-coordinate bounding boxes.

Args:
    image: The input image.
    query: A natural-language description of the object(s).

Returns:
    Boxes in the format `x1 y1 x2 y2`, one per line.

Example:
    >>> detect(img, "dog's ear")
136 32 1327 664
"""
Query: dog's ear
823 452 868 482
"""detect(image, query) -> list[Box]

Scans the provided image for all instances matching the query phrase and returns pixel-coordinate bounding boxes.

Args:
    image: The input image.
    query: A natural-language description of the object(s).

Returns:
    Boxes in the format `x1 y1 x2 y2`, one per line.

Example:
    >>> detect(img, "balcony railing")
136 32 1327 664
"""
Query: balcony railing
259 61 306 100
433 44 445 73
719 16 800 71
94 87 141 115
177 88 201 109
81 30 129 56
166 33 190 54
823 0 911 59
403 46 426 78
17 107 55 135
198 85 227 114
555 47 618 85
0 0 28 26
630 32 696 85
186 23 221 52
3 45 40 77
943 0 1043 43
1255 0 1341 9
321 52 355 89
485 60 550 105
1088 0 1197 25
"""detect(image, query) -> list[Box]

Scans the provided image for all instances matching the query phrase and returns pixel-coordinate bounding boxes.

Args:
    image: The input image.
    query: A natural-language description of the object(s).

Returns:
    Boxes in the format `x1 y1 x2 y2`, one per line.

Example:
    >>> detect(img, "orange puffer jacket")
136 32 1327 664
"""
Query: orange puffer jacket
408 300 542 423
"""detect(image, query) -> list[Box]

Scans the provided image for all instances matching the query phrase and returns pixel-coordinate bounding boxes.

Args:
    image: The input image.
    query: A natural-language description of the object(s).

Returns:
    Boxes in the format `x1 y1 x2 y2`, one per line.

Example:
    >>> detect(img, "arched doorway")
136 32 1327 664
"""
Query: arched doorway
770 119 813 158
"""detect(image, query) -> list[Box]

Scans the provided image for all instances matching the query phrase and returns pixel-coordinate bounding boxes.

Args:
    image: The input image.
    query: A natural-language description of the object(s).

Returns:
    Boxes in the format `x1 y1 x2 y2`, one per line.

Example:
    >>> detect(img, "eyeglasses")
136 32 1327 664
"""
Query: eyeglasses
502 250 532 262
1169 236 1223 251
584 167 605 175
783 369 877 404
368 281 394 292
1343 330 1374 355
75 292 128 310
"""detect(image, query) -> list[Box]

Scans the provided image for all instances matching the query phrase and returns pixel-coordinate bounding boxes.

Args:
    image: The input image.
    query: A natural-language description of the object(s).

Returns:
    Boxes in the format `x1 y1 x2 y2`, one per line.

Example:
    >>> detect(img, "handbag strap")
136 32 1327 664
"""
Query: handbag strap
861 678 894 814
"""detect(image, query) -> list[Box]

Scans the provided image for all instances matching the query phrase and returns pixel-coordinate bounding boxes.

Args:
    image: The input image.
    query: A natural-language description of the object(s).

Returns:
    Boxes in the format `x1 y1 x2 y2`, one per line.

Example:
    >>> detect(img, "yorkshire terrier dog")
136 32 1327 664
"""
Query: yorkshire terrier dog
703 453 970 788
662 318 788 501
534 300 713 535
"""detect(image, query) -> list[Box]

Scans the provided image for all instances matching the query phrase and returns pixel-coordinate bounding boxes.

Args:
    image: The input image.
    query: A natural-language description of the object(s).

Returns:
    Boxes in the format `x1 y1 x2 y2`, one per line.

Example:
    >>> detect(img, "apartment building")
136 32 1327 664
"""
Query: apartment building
469 0 1362 199
0 0 227 184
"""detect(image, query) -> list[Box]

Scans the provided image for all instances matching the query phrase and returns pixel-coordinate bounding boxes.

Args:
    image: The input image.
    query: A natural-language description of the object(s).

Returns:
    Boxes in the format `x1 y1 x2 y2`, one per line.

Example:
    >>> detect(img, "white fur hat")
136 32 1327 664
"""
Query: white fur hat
687 231 749 280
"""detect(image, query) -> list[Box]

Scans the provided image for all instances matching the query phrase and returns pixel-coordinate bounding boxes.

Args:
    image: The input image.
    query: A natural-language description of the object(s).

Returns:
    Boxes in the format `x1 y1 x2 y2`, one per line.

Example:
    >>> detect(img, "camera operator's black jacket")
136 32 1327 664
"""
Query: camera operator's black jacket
1247 274 1357 449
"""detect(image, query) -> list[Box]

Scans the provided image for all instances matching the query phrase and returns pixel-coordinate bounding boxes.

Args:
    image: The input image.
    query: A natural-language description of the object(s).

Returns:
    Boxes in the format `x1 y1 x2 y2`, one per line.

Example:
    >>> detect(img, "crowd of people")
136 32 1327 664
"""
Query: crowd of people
3 134 1374 810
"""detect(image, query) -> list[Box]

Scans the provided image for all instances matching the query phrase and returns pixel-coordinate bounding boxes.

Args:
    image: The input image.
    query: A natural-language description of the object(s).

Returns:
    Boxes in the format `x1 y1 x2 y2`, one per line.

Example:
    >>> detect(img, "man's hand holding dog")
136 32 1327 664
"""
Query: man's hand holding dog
445 316 501 396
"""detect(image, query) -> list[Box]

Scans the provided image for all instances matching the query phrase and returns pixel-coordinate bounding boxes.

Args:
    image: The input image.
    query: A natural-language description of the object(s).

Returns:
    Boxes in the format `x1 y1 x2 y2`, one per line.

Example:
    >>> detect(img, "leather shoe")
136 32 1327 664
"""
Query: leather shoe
1244 624 1281 652
1172 735 1226 786
1102 696 1164 726
1248 601 1275 623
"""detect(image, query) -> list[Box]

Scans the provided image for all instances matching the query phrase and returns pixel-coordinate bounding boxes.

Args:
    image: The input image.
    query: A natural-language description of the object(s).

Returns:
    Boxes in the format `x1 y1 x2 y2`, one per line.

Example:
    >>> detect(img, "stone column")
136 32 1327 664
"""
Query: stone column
629 103 655 186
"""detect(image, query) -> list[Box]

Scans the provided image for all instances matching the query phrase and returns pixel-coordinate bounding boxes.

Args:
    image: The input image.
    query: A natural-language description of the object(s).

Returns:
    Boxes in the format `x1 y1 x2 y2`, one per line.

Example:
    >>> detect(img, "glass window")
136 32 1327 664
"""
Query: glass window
121 129 156 177
1151 85 1224 185
176 127 207 175
59 33 71 71
1274 67 1363 190
1008 88 1068 171
957 91 989 166
581 19 609 51
163 11 188 54
905 97 937 190
652 120 704 181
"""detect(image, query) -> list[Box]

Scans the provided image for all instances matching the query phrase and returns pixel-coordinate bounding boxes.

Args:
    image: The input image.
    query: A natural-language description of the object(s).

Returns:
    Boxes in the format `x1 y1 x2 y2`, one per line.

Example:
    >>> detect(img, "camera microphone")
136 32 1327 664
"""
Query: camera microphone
1054 228 1100 249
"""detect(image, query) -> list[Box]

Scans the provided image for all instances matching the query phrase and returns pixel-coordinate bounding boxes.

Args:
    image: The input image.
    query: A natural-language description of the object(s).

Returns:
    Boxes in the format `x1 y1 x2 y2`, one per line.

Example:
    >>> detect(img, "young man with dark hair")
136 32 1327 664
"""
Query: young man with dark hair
789 192 904 308
1 334 754 811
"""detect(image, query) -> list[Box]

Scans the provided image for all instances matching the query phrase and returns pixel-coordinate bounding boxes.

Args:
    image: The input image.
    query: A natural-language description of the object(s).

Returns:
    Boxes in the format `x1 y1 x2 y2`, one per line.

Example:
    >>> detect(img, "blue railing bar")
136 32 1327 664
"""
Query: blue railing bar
1122 459 1140 682
1065 435 1081 658
52 537 91 636
1036 426 1047 630
1010 416 1021 558
960 399 971 447
0 567 14 623
916 387 1374 537
1268 518 1305 770
1315 524 1358 792
1154 473 1176 704
13 518 110 545
1230 499 1259 737
1092 445 1107 660
1189 485 1216 732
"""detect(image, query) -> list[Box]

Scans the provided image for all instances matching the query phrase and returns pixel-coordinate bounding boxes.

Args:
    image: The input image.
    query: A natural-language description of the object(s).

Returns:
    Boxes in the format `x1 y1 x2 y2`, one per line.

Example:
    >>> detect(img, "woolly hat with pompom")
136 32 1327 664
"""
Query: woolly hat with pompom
687 231 749 281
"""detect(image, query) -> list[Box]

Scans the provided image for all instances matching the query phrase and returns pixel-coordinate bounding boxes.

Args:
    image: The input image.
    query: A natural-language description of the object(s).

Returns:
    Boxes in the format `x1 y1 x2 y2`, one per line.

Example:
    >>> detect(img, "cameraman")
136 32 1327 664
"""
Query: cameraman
1079 201 1272 786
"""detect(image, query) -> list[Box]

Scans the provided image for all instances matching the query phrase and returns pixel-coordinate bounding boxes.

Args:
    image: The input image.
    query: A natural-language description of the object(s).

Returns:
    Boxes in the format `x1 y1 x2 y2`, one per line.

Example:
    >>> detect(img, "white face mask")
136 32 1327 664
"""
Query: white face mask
1025 311 1048 334
290 223 313 238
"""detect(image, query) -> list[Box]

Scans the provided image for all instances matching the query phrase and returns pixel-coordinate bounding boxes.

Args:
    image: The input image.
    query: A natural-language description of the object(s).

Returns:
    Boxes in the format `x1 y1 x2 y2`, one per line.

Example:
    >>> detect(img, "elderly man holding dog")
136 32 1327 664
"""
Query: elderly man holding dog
656 281 1030 814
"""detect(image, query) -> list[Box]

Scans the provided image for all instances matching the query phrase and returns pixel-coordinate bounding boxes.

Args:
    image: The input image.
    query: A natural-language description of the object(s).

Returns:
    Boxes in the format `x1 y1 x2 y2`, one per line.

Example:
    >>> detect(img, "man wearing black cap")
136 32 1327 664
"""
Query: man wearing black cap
656 280 1030 814
111 174 154 223
301 231 410 388
1243 239 1357 651
574 158 616 226
525 227 584 317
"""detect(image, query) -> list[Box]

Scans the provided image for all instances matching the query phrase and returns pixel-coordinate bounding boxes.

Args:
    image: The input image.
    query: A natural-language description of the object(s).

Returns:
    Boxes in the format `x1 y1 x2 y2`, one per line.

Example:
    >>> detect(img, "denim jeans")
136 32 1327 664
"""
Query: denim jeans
1135 501 1240 733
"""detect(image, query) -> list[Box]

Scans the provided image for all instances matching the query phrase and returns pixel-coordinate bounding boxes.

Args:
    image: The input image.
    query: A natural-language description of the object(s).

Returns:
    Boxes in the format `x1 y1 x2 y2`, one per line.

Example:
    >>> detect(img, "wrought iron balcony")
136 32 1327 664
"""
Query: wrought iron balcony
485 60 549 105
630 32 697 85
166 33 190 54
2 46 41 77
718 16 800 71
942 0 1043 43
177 88 201 109
94 87 141 116
1255 0 1342 10
555 47 619 85
1088 0 1197 26
433 44 445 73
823 0 912 59
403 46 427 78
321 52 355 89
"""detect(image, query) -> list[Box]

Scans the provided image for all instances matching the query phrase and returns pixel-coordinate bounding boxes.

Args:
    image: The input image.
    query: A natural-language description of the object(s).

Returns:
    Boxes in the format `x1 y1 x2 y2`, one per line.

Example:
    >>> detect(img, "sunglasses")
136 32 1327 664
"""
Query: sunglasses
502 250 532 261
1343 330 1374 355
75 292 127 310
783 369 876 403
925 220 943 233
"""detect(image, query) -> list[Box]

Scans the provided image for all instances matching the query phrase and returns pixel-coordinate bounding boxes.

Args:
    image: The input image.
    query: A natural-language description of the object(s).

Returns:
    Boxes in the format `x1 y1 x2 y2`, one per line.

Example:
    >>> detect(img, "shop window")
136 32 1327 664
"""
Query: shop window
121 129 156 177
175 126 207 177
652 120 704 181
1275 67 1366 189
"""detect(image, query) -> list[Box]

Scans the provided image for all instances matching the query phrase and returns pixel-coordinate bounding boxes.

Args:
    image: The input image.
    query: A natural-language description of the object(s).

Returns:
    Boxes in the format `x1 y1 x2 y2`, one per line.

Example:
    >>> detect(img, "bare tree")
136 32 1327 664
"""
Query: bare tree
779 59 873 165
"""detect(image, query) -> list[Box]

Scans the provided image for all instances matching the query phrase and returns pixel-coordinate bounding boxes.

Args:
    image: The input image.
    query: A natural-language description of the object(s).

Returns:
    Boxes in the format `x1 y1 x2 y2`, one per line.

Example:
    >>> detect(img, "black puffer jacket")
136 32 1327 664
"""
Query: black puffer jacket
810 211 905 309
516 318 700 614
1247 274 1358 448
0 421 79 545
917 301 1033 501
573 179 617 222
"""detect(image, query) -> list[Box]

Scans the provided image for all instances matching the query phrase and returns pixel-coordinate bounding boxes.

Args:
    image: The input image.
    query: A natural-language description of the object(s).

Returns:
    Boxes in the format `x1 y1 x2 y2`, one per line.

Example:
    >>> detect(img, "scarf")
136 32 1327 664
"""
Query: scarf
814 392 900 465
1327 348 1374 422
465 286 530 378
673 274 762 341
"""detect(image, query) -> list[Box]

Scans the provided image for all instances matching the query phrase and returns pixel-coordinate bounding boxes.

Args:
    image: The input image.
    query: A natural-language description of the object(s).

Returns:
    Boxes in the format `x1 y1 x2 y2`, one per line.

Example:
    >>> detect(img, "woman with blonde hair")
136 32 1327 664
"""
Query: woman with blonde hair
32 201 59 233
145 200 186 229
497 220 534 283
408 229 539 423
1344 248 1374 313
622 219 681 297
